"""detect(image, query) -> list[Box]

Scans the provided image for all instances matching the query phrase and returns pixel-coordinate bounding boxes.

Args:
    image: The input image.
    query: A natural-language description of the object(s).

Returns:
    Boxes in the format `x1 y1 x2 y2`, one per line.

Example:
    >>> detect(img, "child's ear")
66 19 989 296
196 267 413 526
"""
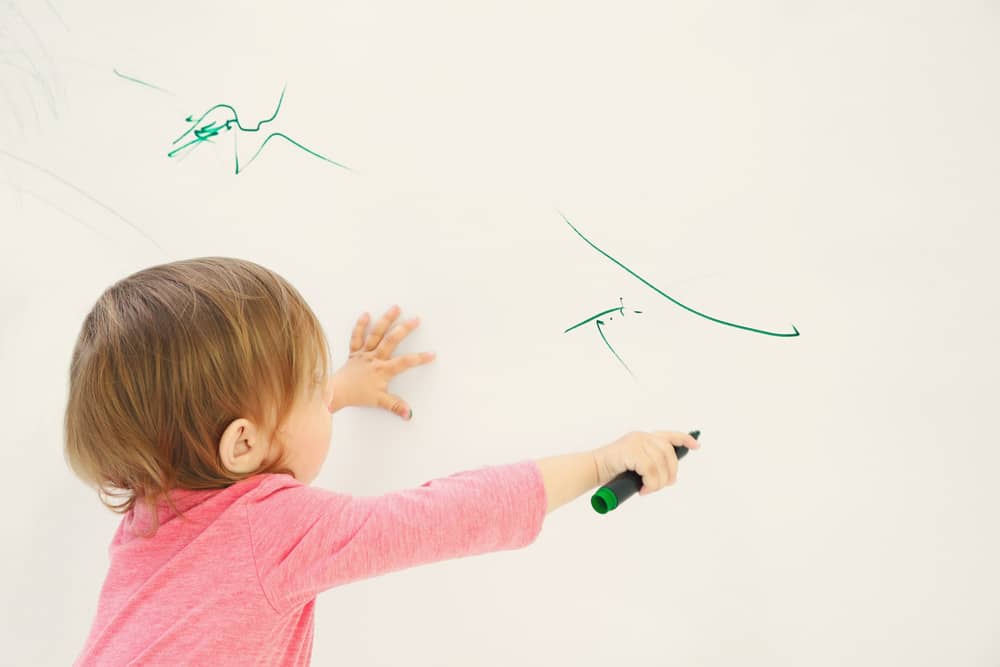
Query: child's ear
218 418 267 474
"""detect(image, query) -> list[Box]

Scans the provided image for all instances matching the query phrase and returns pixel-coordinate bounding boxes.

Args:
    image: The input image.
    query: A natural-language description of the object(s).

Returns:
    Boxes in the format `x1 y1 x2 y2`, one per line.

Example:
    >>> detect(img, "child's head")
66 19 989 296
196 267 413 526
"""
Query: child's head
64 257 335 531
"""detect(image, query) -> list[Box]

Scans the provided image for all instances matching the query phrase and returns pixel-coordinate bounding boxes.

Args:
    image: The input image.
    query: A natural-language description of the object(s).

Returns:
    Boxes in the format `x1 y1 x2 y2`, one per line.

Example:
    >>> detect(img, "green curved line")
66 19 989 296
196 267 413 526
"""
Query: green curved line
565 298 642 333
235 132 351 174
596 320 635 378
171 136 213 162
559 211 799 338
564 306 622 333
112 68 172 94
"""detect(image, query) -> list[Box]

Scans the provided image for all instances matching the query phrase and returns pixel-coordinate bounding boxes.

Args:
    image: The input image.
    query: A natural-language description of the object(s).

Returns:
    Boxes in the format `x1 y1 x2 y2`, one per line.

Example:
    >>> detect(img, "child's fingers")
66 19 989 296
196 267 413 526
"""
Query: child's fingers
647 437 678 488
349 312 370 353
376 316 421 358
663 442 679 485
634 439 664 493
387 350 436 373
655 430 700 450
364 304 401 350
377 392 412 420
633 435 679 495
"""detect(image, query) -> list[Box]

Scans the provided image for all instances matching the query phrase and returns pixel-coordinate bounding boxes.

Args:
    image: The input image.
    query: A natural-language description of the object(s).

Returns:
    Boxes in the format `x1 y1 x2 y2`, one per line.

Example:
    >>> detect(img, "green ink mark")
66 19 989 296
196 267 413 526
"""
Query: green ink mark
566 297 643 378
596 318 635 379
234 130 347 173
559 211 800 338
168 85 350 174
564 297 642 333
113 67 172 94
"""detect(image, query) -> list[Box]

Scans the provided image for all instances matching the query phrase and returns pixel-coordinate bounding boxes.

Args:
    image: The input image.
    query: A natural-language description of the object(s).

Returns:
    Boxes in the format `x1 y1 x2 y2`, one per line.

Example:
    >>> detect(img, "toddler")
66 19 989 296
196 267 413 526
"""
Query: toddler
65 257 699 665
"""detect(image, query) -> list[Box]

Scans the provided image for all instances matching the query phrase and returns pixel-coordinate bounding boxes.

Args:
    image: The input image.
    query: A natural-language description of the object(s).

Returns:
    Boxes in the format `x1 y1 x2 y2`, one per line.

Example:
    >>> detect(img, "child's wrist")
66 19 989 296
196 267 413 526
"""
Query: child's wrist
329 372 354 412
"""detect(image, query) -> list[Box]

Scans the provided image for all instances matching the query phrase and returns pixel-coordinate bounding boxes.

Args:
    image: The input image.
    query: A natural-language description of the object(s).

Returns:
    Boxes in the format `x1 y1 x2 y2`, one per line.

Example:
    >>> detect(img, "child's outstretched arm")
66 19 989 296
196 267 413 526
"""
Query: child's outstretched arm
244 432 698 613
244 460 547 613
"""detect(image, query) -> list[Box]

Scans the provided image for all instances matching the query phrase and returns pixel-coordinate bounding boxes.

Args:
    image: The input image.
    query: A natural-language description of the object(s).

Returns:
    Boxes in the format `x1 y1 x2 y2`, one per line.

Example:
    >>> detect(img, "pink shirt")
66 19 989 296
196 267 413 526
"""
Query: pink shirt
75 460 547 666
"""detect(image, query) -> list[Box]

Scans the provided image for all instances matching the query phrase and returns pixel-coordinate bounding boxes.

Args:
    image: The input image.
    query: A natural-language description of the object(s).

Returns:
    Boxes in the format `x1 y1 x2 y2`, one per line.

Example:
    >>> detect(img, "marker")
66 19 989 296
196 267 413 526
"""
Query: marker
591 430 700 514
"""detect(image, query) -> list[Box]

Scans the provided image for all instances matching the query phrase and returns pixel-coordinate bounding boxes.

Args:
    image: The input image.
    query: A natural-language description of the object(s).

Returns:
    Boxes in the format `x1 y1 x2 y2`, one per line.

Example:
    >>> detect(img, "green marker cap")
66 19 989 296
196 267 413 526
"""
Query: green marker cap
591 487 618 514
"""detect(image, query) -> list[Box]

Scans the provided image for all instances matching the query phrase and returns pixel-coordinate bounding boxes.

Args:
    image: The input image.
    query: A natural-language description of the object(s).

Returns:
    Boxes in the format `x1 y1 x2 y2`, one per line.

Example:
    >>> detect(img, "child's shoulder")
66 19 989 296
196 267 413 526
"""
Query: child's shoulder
241 472 308 504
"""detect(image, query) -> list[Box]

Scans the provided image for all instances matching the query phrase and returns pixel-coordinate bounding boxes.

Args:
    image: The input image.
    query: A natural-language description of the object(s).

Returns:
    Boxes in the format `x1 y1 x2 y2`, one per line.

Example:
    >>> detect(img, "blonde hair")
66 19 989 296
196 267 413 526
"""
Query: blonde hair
64 257 329 536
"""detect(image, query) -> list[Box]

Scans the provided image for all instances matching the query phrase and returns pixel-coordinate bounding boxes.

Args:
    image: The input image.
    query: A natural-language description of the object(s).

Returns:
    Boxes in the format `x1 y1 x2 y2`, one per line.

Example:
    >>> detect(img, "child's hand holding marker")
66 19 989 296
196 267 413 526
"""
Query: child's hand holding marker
536 430 700 514
595 430 700 493
329 304 437 420
590 430 701 512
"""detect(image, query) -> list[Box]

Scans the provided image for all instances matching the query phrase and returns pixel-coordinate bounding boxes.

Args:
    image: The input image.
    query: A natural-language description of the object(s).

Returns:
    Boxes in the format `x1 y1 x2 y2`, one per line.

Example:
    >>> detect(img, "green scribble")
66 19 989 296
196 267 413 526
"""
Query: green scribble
168 86 350 174
113 68 172 94
559 211 800 338
566 297 643 378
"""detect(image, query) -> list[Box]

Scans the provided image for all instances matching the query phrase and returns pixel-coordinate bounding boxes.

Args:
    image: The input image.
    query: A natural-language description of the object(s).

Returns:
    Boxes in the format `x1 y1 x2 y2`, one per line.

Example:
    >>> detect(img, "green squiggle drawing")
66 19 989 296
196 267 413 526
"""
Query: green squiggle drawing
169 86 350 174
559 211 799 338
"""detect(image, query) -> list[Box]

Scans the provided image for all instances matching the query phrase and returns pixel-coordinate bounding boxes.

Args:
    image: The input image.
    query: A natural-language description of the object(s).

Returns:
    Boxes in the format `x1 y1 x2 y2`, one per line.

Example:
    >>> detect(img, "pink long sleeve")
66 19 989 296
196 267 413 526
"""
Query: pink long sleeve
74 460 547 666
246 460 548 613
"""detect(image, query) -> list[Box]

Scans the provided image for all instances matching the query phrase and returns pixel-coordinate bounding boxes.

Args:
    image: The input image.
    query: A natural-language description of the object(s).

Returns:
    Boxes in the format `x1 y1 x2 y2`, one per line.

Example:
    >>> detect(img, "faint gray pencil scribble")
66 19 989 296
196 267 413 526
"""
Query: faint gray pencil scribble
0 0 68 132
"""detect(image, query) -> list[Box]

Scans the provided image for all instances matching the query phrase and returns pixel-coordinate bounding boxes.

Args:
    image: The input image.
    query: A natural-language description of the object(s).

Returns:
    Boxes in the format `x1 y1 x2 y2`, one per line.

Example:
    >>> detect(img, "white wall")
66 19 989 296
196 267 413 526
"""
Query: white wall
2 1 998 664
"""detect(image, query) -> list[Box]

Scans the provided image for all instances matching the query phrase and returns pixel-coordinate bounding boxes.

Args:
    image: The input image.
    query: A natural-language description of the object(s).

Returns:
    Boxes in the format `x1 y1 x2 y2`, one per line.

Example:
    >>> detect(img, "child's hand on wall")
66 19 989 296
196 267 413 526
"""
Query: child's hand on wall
330 304 436 420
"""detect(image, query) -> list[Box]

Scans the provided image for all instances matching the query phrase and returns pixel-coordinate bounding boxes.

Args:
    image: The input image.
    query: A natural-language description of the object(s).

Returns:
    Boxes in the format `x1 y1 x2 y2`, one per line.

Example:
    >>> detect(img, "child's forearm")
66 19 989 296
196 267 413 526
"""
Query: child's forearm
534 450 600 514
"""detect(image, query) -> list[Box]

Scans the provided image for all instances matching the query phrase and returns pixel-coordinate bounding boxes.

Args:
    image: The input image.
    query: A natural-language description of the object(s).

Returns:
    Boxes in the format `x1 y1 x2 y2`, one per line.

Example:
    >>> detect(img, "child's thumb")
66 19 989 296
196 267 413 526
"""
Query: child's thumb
380 393 412 420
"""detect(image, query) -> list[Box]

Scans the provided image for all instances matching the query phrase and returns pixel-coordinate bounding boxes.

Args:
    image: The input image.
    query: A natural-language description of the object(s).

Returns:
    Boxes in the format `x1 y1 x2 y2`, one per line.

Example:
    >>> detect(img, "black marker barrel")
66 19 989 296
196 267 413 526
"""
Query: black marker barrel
591 430 700 514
